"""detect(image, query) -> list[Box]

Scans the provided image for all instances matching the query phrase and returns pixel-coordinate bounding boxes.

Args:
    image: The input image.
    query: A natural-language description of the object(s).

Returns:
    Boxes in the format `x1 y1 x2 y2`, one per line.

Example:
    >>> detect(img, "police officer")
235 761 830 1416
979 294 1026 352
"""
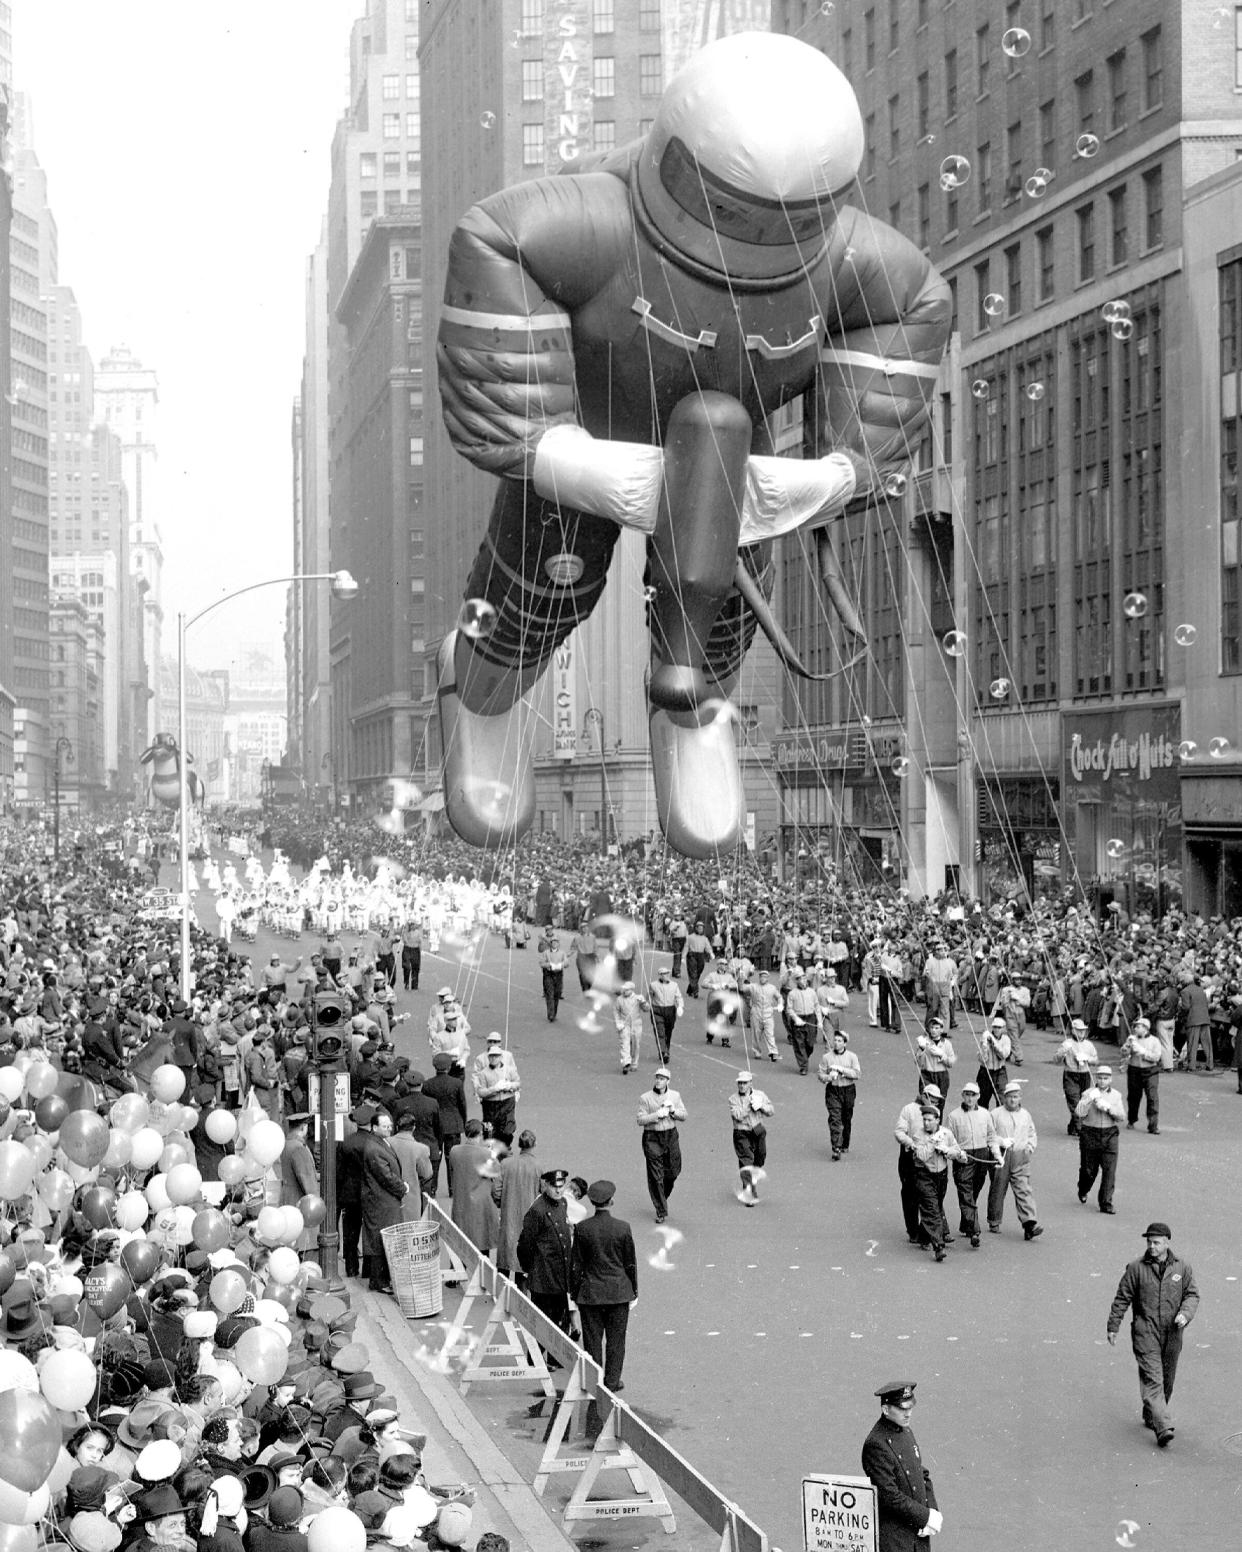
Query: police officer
635 1067 686 1224
861 1380 943 1548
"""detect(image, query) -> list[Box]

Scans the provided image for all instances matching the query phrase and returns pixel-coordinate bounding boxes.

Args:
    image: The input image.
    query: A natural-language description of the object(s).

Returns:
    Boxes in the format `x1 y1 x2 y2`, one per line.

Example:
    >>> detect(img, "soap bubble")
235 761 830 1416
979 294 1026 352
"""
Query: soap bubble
939 154 971 190
1102 299 1132 324
643 585 658 604
1112 319 1135 342
989 677 1011 700
1209 736 1231 758
1075 133 1101 158
1024 173 1049 199
820 1 835 13
1121 591 1148 620
459 598 497 639
1001 27 1032 57
983 293 1007 317
890 755 911 778
1105 839 1126 860
1035 166 1054 183
882 471 908 498
1025 382 1046 402
1178 740 1199 762
647 1225 684 1273
943 630 968 657
480 111 496 129
918 133 936 147
1173 623 1198 647
972 379 991 400
843 245 857 263
860 714 873 729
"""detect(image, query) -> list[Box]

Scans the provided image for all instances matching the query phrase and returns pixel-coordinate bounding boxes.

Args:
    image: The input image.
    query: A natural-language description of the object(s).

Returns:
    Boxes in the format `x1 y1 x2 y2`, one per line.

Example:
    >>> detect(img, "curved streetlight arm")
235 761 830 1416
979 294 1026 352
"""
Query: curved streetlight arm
178 569 357 999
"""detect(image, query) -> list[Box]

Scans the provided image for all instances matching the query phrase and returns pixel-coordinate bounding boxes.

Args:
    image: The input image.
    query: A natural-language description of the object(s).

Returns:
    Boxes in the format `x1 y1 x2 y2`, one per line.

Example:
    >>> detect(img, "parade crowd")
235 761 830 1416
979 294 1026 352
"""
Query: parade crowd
0 805 1230 1552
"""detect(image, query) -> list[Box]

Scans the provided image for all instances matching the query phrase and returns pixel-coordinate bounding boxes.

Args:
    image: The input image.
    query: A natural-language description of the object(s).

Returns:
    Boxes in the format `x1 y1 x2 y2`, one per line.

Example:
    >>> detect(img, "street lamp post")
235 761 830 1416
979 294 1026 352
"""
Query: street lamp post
583 706 608 853
52 737 74 862
177 570 358 1002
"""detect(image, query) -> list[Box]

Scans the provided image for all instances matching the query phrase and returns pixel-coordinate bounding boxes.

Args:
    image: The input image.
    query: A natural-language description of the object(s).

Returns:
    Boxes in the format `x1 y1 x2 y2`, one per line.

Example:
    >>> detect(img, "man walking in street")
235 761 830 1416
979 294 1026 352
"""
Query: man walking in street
538 931 567 1021
614 980 648 1074
400 917 423 991
894 1087 939 1246
1055 1017 1097 1135
977 1017 1012 1109
945 1081 996 1249
729 1071 774 1204
423 1052 467 1195
472 1041 520 1148
1122 1017 1163 1134
749 968 784 1063
570 1180 638 1436
1107 1222 1200 1448
647 966 684 1065
817 1031 860 1160
1178 971 1214 1072
636 1067 685 1224
782 967 821 1074
987 1081 1043 1240
1075 1064 1126 1214
860 1380 943 1547
684 920 712 998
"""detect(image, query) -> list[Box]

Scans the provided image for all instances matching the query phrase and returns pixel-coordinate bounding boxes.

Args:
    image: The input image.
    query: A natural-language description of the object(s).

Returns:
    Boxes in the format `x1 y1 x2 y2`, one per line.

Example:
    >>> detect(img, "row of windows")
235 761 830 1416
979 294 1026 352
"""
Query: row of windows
519 0 660 32
381 112 420 140
521 118 648 166
1221 258 1242 673
519 54 662 102
360 188 420 220
359 150 419 180
380 73 419 101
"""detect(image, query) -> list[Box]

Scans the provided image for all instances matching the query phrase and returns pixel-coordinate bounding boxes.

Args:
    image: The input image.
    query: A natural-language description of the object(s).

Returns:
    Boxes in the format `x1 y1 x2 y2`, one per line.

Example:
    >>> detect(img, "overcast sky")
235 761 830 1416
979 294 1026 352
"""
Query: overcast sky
15 0 362 670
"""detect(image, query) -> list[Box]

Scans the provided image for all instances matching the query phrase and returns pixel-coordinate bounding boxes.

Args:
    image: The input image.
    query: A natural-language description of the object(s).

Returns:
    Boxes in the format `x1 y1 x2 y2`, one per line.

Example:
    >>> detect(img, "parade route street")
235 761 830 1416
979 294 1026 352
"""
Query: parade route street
215 882 1242 1552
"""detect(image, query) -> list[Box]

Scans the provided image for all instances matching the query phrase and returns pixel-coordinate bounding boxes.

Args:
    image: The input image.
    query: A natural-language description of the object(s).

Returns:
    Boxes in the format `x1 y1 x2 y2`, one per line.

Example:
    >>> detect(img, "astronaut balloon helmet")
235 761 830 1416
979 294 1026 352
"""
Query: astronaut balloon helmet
634 32 863 283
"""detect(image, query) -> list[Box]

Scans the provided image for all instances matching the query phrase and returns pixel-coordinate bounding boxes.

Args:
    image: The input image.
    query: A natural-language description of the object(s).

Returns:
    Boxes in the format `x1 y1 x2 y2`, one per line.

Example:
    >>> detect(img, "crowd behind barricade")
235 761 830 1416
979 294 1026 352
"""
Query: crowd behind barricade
0 818 515 1552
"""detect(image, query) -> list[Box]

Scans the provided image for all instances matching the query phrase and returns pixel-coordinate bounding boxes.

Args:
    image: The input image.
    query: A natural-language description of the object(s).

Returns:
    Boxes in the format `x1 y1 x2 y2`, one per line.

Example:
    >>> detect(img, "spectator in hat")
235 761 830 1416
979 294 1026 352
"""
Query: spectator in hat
570 1181 637 1436
246 1027 281 1121
449 1120 500 1254
860 1380 943 1549
129 1484 191 1552
360 1111 409 1296
516 1169 574 1344
246 1486 308 1552
1106 1221 1200 1448
389 1112 433 1222
495 1129 541 1276
334 1115 372 1281
280 1114 320 1252
422 1054 467 1196
390 1069 443 1181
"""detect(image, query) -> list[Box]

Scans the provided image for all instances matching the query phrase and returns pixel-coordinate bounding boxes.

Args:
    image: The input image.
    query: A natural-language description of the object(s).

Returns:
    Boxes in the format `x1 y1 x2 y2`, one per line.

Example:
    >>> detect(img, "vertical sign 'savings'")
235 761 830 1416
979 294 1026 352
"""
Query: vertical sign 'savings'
544 2 594 169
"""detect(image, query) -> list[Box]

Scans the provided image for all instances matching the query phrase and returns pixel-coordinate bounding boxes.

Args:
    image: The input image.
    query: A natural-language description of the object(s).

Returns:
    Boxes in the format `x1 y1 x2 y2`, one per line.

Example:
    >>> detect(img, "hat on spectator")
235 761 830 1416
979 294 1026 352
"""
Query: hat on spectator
586 1180 615 1206
1142 1221 1172 1238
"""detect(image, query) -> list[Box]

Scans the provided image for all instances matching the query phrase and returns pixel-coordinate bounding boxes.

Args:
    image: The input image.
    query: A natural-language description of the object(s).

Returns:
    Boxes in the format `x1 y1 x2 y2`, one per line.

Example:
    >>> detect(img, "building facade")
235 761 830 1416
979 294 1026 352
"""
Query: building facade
768 0 1242 912
0 80 14 802
49 593 103 806
419 0 778 846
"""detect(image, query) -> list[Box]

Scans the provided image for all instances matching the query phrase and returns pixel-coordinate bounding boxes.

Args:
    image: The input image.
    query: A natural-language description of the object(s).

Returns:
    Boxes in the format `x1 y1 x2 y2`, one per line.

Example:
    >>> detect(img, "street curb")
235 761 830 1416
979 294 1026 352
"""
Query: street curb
356 1286 580 1552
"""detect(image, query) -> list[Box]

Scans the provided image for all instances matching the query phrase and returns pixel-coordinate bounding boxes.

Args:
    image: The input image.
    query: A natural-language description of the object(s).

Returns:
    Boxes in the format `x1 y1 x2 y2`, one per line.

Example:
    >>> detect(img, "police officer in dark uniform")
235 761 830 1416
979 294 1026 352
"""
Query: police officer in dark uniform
861 1380 943 1550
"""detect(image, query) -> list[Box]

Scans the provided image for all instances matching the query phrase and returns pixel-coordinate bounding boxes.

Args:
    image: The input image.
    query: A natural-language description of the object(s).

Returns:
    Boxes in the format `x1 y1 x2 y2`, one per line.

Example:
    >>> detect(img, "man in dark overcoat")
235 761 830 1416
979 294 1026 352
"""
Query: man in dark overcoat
360 1110 409 1294
860 1380 943 1550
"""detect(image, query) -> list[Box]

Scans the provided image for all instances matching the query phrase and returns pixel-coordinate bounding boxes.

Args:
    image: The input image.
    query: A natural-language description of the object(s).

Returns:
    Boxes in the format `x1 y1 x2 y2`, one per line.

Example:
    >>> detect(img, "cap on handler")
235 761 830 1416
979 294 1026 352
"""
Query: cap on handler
485 1031 504 1044
1003 1080 1023 1096
990 1017 1008 1029
437 986 453 999
1096 1065 1112 1076
1070 1018 1087 1031
920 1084 942 1099
1142 1221 1172 1239
961 1081 981 1094
654 1066 671 1078
737 1070 753 1083
875 1380 917 1405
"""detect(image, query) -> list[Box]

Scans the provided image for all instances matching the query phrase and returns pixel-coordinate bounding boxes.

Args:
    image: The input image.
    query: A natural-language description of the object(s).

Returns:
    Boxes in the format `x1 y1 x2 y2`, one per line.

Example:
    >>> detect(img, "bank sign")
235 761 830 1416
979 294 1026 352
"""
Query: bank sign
1062 703 1181 806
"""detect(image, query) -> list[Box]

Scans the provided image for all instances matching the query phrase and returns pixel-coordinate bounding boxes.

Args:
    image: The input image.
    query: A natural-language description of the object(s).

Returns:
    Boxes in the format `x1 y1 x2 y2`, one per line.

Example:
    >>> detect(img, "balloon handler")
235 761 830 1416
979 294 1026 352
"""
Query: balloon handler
436 31 951 858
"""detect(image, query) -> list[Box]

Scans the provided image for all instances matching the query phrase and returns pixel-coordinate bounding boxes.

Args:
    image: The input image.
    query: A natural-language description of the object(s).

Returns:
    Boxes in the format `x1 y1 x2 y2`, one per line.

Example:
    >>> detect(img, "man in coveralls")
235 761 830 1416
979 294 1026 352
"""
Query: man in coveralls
1106 1221 1200 1448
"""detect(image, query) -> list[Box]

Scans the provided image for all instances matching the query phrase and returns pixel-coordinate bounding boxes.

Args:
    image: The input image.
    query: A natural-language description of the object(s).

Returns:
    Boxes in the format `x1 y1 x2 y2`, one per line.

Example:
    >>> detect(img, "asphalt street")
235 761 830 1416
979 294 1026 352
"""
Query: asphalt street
206 877 1242 1552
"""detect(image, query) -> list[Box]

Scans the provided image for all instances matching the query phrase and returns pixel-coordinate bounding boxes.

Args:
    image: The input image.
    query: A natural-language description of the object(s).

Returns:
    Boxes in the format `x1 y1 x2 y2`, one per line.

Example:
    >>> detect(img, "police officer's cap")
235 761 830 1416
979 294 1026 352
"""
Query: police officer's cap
875 1380 917 1404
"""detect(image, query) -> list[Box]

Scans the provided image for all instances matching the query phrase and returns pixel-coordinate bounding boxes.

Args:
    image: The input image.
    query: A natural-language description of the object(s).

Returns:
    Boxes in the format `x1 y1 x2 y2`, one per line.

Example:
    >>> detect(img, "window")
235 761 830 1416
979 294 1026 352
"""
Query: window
593 119 615 153
888 0 899 54
383 150 400 178
945 50 958 118
360 151 377 179
1076 71 1095 135
404 33 417 62
1109 187 1128 266
382 113 400 139
593 56 615 98
1039 101 1056 172
523 123 545 165
384 190 402 215
917 0 929 27
864 8 876 70
1007 119 1023 181
888 94 901 160
1040 0 1055 51
946 192 959 235
918 183 930 248
1222 258 1242 668
1107 50 1127 133
593 0 614 32
1072 0 1091 21
863 113 876 180
406 150 419 179
521 60 543 101
841 28 853 78
361 190 378 218
976 141 992 210
382 73 399 100
1006 243 1022 313
520 0 543 29
1077 204 1095 283
975 259 992 331
1143 167 1163 249
405 112 418 138
639 0 660 30
1005 2 1023 68
1143 27 1164 110
976 25 990 96
889 198 902 230
639 54 662 96
917 71 930 141
405 74 418 98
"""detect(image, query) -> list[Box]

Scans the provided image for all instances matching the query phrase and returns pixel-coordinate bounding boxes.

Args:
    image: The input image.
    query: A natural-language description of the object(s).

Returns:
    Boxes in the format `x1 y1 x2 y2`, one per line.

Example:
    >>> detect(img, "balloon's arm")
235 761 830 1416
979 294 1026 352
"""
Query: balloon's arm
818 213 953 467
435 177 630 479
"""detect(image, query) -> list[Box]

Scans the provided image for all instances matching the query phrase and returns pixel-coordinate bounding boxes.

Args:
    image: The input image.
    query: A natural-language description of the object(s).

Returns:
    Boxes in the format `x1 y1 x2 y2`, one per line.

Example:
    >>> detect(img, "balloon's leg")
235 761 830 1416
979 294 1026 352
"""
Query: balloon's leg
646 392 750 858
437 630 536 850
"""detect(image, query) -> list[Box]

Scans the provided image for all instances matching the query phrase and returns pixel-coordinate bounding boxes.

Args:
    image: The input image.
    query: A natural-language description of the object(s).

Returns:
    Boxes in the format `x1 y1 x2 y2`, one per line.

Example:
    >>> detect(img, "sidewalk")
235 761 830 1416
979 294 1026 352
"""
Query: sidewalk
354 1286 580 1552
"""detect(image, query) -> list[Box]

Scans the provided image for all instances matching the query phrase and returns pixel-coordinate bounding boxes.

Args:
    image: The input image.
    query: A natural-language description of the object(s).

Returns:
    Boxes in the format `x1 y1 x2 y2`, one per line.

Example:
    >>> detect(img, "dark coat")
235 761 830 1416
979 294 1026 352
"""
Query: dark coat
335 1128 371 1208
516 1193 573 1297
392 1089 443 1152
422 1072 468 1139
861 1416 937 1552
360 1133 408 1255
569 1207 637 1306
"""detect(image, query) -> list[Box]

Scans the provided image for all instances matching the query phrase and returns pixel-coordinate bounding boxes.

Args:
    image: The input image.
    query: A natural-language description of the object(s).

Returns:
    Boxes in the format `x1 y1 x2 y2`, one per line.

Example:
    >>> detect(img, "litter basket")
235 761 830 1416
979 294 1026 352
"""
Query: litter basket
382 1218 443 1319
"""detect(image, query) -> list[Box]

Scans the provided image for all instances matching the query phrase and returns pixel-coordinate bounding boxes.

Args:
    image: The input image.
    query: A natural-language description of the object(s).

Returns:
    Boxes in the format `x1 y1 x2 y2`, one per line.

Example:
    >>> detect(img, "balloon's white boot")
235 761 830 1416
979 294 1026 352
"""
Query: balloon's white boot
648 699 744 858
437 630 536 849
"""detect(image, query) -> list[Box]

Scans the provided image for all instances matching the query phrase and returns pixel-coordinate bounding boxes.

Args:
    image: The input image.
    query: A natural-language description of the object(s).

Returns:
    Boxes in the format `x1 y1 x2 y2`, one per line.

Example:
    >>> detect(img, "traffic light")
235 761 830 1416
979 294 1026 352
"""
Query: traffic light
312 991 350 1067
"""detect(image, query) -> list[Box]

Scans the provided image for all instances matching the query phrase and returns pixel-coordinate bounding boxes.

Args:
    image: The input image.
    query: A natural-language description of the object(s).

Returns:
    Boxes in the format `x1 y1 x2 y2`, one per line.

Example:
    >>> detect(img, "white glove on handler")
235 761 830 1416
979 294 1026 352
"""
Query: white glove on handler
918 1508 944 1537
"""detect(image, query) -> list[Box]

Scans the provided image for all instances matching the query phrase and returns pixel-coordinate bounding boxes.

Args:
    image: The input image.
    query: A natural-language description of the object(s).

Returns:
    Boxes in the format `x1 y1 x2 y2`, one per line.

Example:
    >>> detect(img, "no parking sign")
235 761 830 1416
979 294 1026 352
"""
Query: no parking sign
801 1475 877 1552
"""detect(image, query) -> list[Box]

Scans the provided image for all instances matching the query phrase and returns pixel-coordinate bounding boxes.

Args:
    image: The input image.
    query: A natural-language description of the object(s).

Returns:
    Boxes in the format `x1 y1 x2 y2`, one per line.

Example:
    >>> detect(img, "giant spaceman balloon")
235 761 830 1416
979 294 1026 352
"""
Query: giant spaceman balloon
437 31 951 858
